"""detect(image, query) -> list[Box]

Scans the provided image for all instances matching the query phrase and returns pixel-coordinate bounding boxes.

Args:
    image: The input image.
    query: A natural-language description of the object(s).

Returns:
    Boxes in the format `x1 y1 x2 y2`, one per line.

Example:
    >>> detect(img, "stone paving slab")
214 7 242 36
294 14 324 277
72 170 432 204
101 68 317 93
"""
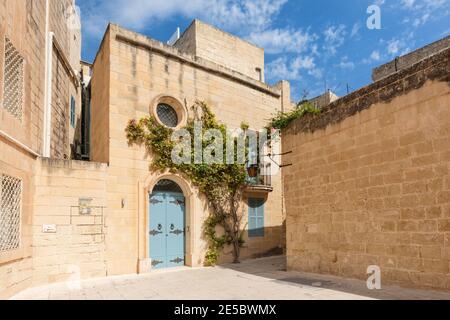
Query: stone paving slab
10 256 450 300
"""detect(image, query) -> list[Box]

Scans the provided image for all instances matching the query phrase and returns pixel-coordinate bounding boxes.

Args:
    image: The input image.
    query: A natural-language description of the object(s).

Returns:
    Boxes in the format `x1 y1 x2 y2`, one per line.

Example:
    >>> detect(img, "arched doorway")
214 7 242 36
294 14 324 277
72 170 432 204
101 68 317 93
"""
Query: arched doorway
149 179 186 269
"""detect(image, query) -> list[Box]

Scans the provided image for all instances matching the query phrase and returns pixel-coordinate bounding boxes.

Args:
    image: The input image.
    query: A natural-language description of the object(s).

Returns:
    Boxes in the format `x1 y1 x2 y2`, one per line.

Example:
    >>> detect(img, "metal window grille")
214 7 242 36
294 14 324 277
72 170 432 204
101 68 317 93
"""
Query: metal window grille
70 96 76 127
0 174 22 252
157 104 179 128
3 38 24 121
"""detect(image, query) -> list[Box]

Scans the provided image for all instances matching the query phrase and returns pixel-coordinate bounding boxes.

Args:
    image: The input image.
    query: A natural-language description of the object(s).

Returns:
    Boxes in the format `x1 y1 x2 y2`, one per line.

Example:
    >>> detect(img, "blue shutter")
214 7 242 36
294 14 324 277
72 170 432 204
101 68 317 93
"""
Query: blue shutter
248 198 264 237
70 96 75 128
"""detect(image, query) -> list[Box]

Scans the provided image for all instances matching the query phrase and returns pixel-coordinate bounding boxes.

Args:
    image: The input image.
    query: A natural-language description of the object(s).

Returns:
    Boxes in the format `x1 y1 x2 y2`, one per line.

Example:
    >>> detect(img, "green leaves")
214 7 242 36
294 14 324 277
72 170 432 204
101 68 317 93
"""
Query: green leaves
268 102 321 130
125 101 247 266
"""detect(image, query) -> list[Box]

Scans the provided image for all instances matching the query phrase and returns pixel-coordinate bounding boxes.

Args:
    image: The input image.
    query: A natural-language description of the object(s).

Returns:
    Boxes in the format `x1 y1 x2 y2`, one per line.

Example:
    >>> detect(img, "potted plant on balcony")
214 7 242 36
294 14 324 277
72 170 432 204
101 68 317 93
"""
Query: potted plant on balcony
247 164 259 178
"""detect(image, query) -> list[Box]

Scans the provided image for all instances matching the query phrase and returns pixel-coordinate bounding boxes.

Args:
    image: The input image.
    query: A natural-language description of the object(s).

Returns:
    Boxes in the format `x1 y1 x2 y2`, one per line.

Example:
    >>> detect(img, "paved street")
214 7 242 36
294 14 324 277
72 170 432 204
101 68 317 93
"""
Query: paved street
11 256 450 300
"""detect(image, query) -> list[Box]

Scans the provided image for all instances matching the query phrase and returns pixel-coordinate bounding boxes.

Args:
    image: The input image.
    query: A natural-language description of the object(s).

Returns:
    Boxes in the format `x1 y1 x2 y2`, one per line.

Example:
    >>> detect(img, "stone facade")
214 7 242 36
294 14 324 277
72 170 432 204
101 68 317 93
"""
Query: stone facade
174 20 265 81
1 11 290 298
0 0 81 298
32 159 107 286
90 24 288 275
0 0 81 159
283 47 450 290
1 2 450 300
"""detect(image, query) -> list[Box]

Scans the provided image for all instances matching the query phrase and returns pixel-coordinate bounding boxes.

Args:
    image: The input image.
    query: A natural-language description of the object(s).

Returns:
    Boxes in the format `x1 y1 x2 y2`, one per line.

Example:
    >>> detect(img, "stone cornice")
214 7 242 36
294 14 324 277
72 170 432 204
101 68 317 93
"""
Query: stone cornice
112 24 281 98
286 46 450 135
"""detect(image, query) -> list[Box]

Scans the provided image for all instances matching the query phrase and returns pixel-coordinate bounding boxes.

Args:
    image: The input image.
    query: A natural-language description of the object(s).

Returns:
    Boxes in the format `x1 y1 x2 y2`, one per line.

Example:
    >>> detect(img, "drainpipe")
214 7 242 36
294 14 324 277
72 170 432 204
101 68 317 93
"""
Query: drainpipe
43 0 53 158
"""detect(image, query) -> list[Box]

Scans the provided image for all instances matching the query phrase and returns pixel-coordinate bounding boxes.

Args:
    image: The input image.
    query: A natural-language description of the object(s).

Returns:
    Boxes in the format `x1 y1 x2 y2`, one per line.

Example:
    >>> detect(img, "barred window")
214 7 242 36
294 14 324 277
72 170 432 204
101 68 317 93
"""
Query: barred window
2 38 24 121
0 174 22 252
156 103 179 128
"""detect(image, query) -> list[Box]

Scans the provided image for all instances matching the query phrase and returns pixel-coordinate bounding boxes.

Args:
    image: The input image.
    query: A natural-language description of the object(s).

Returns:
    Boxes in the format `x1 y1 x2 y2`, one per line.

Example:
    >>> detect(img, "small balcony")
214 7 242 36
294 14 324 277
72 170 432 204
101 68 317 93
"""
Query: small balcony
245 163 273 193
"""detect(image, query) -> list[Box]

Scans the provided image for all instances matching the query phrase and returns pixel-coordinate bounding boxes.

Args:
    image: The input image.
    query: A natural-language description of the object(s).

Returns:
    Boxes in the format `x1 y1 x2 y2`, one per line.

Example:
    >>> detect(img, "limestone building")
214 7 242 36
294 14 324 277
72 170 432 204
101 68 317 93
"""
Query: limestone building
1 1 449 300
0 0 82 298
89 21 290 275
0 5 290 297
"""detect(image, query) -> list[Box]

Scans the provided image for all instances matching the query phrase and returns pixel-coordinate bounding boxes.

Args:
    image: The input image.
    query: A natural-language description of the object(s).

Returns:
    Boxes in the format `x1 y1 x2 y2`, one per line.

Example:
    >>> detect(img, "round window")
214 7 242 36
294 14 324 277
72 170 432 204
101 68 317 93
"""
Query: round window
156 103 179 128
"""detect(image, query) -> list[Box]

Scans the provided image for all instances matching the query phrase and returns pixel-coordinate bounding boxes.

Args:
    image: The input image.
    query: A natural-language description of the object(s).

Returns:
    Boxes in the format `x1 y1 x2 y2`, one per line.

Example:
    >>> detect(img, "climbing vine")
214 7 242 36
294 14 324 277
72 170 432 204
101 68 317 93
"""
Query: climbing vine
126 101 248 266
267 101 321 130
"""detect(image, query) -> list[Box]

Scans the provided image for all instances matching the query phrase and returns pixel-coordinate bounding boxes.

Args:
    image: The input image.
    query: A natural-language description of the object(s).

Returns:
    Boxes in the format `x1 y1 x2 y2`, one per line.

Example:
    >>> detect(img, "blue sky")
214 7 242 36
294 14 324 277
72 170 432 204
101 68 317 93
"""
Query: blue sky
77 0 449 100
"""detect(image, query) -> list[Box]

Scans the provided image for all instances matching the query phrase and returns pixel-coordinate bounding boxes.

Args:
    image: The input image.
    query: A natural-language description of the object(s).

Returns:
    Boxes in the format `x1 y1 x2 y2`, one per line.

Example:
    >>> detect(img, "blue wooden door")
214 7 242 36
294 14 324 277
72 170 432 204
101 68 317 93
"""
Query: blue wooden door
149 193 166 269
166 194 185 268
149 192 185 269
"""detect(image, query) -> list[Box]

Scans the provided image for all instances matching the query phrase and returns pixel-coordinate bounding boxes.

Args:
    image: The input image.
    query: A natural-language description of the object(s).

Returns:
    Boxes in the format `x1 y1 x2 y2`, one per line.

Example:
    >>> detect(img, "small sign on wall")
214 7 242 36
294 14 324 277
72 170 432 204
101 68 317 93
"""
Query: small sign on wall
79 197 93 215
42 224 57 233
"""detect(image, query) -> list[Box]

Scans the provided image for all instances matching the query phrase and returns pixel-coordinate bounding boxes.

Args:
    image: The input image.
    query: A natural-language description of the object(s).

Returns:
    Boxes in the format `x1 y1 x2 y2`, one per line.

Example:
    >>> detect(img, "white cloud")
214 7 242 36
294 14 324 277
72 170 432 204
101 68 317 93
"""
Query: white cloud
292 56 316 70
81 0 287 39
265 55 322 80
247 28 317 54
81 0 325 85
399 0 449 28
362 50 383 64
387 39 401 55
370 50 381 61
338 56 355 70
413 13 430 26
385 38 411 57
323 24 347 55
265 57 299 80
307 68 323 80
401 0 416 8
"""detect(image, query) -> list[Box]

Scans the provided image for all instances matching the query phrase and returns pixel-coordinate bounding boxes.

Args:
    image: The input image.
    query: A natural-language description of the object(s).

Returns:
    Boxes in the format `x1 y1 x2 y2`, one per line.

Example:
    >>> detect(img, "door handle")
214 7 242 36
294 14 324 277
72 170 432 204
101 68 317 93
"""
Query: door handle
149 229 163 236
169 229 184 236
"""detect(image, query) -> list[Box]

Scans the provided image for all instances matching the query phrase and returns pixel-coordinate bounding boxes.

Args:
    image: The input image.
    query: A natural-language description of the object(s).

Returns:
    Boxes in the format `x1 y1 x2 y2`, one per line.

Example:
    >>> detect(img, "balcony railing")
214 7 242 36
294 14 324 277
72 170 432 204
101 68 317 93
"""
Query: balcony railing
245 163 273 192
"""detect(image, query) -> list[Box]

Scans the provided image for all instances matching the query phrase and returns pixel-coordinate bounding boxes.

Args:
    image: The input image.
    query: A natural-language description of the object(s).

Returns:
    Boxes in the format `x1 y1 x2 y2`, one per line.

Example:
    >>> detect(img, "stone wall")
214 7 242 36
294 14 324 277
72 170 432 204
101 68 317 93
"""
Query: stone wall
32 159 108 286
283 48 450 290
0 142 35 299
90 28 110 164
0 0 81 159
51 48 71 159
0 0 46 299
0 0 81 298
49 0 82 159
174 20 265 82
1 0 45 153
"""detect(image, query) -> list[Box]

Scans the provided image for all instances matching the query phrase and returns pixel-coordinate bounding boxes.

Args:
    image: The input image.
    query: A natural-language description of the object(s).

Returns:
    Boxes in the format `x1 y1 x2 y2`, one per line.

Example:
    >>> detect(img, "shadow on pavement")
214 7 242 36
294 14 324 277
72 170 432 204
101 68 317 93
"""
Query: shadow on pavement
220 256 450 300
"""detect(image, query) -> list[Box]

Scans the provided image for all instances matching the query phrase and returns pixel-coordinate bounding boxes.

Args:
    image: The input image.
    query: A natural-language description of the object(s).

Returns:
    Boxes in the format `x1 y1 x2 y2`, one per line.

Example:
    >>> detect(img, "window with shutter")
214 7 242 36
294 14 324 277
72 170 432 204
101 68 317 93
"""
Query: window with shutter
248 198 265 237
70 96 76 128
